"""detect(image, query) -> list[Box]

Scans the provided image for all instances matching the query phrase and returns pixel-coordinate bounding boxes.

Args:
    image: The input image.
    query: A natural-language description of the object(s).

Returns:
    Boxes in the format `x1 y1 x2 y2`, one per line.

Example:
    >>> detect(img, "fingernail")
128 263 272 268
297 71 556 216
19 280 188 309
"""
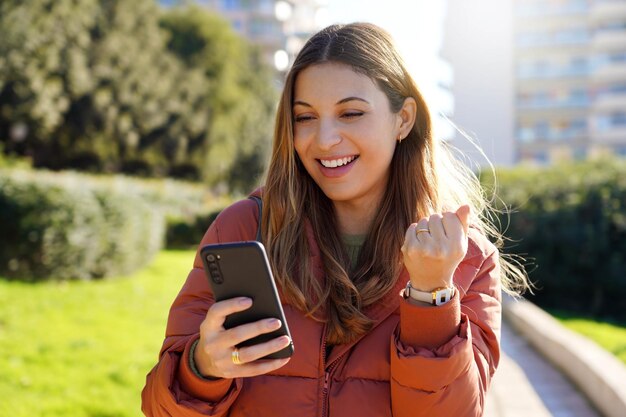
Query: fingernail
239 298 252 306
267 318 281 328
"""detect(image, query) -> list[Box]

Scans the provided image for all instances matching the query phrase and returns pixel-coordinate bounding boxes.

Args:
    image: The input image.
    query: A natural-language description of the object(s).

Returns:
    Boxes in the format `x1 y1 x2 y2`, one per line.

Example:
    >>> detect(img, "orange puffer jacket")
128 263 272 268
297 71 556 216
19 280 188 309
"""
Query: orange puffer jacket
142 196 502 417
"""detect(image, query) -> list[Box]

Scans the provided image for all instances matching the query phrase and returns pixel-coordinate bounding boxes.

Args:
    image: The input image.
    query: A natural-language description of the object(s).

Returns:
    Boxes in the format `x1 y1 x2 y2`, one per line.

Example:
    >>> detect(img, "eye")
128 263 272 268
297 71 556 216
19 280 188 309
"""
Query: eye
294 115 315 123
342 111 364 119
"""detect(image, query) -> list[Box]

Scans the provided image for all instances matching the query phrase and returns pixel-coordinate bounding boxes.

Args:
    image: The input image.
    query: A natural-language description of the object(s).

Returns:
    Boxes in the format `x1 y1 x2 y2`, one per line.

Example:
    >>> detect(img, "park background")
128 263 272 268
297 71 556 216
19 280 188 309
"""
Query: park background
1 0 625 416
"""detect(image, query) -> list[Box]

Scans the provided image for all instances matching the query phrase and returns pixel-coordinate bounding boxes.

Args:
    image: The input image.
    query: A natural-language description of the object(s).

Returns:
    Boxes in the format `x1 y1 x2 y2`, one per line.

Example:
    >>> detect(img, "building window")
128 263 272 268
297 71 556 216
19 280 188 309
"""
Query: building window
594 52 626 70
595 84 626 98
570 57 587 70
258 0 273 13
555 28 590 44
515 0 589 17
610 113 626 126
536 121 550 138
518 88 590 108
609 52 626 63
231 19 243 32
249 18 281 37
222 0 241 10
570 118 587 132
517 127 536 143
517 28 590 47
570 89 589 105
534 151 549 164
517 118 588 142
597 20 626 33
615 146 626 157
518 57 589 78
596 112 626 130
609 85 626 94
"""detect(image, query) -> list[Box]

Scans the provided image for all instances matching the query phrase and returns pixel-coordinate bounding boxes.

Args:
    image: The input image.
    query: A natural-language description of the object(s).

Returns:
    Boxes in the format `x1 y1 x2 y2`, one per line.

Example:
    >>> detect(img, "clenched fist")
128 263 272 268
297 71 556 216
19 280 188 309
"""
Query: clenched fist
401 205 471 293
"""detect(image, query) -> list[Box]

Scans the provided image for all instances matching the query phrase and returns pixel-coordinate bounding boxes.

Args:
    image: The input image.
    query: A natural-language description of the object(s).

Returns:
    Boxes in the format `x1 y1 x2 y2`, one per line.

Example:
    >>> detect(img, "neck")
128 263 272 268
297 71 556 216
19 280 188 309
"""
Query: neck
333 195 382 235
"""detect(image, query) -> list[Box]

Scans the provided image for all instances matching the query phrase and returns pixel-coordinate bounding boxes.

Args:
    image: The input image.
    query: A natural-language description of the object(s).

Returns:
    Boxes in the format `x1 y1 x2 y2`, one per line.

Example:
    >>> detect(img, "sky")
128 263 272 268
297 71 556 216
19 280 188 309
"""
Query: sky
320 0 452 136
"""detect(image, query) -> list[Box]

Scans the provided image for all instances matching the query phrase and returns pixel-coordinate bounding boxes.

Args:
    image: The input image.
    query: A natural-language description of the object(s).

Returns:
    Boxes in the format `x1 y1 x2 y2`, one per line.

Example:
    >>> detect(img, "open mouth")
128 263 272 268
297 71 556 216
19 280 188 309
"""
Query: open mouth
317 155 359 168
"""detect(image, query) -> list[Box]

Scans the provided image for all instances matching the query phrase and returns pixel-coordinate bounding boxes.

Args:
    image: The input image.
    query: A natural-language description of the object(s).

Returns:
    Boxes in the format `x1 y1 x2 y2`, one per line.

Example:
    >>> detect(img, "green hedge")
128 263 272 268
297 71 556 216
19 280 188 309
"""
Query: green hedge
0 170 165 280
482 157 626 320
165 210 222 249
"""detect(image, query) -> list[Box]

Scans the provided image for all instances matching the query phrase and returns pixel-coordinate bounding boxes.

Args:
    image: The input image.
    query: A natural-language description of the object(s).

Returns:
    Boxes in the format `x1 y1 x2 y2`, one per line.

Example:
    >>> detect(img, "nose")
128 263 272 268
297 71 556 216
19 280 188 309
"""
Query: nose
316 118 342 151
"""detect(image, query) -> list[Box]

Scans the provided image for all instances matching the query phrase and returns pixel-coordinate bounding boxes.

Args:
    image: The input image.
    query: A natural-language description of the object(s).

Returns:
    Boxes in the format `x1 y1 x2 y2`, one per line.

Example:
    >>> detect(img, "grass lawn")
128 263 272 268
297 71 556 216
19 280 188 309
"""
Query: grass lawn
3 252 626 416
0 250 196 417
549 310 626 366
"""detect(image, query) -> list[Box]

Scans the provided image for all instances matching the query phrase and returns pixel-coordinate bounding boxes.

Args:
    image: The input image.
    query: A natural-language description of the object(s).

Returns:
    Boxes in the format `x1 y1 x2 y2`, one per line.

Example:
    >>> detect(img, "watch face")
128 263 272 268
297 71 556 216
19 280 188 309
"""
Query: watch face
433 288 453 306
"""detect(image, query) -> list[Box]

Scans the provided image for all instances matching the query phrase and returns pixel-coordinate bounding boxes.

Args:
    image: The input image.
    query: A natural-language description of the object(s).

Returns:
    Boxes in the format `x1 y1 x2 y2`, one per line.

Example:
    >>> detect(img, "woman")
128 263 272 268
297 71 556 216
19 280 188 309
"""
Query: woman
142 22 528 417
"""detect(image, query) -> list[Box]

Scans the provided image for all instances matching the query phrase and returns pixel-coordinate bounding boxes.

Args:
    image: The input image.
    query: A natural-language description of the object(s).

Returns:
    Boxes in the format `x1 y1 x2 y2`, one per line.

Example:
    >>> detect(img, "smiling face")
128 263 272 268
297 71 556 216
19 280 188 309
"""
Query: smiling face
293 63 403 212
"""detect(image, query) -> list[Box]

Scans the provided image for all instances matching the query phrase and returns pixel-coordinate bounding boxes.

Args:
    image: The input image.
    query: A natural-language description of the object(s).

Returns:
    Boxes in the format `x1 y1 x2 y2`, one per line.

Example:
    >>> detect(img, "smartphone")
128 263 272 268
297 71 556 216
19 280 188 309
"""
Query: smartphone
200 241 294 359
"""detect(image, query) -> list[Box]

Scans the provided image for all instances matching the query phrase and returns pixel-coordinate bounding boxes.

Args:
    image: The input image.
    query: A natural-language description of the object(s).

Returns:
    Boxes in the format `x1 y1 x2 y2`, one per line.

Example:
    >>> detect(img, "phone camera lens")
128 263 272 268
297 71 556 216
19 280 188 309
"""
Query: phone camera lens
212 273 223 284
207 254 216 262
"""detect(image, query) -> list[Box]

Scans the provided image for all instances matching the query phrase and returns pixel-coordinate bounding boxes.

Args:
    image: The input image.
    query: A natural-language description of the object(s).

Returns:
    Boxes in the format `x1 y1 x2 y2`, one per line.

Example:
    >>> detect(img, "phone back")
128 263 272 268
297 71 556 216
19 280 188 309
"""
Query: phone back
201 241 293 359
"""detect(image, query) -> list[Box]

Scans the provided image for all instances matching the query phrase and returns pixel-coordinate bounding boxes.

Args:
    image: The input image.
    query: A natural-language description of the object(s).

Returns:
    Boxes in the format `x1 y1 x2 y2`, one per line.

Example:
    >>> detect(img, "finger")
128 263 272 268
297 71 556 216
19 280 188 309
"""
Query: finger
413 218 432 243
236 335 292 364
442 211 464 241
427 213 446 239
233 357 291 378
222 317 283 348
403 223 417 251
455 204 471 236
205 297 253 331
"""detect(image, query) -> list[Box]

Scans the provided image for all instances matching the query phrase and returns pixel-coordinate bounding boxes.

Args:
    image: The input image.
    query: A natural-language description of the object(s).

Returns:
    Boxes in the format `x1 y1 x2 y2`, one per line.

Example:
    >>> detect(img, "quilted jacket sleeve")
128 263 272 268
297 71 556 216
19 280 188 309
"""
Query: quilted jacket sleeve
390 228 502 417
141 199 259 416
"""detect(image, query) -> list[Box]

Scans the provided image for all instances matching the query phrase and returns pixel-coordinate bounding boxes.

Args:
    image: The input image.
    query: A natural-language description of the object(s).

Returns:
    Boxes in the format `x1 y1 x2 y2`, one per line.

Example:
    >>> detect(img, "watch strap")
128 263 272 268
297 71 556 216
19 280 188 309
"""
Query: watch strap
403 281 455 306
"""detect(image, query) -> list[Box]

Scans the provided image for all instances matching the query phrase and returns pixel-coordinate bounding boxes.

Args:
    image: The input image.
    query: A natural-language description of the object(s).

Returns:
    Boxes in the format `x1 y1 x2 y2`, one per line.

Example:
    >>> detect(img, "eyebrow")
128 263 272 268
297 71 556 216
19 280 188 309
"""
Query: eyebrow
293 97 370 107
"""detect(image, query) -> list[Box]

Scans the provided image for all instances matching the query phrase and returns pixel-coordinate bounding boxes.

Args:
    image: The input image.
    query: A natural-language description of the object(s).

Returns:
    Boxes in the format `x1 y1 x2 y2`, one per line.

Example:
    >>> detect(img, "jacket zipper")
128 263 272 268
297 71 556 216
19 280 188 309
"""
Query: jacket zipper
322 370 329 417
321 335 329 417
322 354 341 417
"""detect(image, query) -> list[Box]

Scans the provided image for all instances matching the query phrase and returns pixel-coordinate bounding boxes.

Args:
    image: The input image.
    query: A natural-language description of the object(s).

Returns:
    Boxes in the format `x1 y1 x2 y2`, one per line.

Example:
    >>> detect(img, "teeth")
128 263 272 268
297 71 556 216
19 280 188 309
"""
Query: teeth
320 156 356 168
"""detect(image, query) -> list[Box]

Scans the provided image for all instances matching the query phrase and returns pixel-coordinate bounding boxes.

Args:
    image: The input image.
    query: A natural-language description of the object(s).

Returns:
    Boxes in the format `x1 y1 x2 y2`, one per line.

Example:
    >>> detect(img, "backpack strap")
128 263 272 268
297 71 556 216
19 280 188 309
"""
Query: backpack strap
248 195 263 243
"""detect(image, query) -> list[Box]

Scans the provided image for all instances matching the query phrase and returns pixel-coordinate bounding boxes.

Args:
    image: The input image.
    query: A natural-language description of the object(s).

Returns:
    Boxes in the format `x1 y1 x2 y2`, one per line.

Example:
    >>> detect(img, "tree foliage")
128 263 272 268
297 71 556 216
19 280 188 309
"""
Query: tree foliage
160 5 277 187
0 0 276 190
481 157 626 320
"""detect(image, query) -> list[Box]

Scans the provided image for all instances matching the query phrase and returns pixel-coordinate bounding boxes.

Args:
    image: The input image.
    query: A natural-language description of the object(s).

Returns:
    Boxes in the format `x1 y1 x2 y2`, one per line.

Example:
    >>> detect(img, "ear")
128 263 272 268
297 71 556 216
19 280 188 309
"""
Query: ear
396 97 417 140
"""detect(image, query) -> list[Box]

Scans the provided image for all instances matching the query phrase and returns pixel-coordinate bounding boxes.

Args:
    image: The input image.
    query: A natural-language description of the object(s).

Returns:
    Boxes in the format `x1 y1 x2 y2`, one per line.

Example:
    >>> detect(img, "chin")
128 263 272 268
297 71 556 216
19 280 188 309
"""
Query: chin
317 188 359 204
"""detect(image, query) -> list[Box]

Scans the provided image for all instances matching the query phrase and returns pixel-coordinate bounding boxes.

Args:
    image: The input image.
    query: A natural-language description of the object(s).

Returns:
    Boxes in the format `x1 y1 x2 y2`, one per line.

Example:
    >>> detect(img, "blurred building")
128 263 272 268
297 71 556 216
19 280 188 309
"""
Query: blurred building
515 0 626 163
279 0 329 70
443 0 626 167
442 0 516 168
161 0 327 73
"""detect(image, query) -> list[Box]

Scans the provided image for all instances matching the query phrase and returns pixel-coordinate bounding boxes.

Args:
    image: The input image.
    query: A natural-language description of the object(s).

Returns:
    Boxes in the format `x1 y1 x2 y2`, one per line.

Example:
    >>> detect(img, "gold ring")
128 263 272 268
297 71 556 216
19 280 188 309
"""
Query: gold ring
231 348 242 365
415 228 430 235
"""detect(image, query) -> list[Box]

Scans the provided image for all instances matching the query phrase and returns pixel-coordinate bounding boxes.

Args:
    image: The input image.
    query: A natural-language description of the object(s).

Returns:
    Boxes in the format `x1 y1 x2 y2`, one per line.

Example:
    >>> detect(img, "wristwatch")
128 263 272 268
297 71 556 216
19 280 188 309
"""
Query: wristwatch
403 281 455 306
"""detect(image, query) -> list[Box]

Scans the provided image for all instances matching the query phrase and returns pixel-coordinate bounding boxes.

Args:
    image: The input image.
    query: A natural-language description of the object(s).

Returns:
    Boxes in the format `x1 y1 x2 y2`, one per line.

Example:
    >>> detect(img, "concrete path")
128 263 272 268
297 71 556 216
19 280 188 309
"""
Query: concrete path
484 320 600 417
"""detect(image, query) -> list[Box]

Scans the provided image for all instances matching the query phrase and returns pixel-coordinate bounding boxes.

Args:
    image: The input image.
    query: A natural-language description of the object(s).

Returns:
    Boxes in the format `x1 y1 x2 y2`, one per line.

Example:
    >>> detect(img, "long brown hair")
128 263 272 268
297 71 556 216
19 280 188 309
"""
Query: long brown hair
263 23 528 344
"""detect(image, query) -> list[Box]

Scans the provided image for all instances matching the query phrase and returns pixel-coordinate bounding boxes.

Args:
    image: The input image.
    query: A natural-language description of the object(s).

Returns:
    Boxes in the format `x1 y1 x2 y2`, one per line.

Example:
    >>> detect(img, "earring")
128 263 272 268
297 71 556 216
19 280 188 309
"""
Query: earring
397 133 404 142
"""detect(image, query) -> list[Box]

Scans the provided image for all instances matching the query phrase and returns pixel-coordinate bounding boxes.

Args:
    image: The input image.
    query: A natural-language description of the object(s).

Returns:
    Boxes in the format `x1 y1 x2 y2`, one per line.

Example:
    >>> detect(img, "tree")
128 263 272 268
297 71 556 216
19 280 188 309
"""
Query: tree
0 0 276 191
160 5 277 188
0 0 211 176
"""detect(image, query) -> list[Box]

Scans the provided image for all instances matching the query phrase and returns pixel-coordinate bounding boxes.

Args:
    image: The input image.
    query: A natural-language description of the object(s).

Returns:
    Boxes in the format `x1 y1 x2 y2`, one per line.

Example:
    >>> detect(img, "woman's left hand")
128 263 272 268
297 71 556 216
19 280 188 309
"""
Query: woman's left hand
401 205 471 292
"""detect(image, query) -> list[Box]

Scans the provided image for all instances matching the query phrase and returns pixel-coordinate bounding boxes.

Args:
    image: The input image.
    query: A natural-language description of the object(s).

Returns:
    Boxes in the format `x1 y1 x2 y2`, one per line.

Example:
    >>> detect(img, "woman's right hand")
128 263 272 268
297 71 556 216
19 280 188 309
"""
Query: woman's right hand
194 297 292 379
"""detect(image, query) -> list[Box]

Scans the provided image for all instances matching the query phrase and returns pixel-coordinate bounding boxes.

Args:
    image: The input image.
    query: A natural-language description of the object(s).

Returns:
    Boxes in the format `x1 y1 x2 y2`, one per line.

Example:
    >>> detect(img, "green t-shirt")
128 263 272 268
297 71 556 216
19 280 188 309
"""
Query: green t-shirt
341 233 366 272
